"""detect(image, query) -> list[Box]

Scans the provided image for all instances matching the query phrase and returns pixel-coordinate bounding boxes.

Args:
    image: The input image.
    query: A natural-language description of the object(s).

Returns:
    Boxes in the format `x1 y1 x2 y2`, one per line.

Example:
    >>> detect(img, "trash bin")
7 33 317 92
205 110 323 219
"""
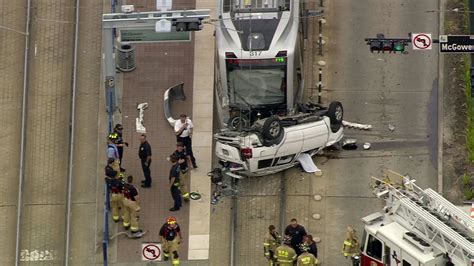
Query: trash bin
116 44 136 72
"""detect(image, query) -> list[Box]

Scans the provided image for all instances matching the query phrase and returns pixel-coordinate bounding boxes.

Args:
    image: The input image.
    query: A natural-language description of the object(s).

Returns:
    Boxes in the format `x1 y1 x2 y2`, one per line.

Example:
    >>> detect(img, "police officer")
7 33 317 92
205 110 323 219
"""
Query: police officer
285 218 307 255
138 134 152 188
104 158 124 222
264 225 281 265
159 216 183 265
274 235 297 266
173 142 192 202
122 175 141 233
297 244 318 266
168 154 182 211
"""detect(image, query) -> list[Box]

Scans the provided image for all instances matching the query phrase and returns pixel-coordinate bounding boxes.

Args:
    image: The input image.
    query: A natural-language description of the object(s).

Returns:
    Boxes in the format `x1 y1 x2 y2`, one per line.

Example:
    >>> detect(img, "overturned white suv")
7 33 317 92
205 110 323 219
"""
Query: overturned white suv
214 101 344 178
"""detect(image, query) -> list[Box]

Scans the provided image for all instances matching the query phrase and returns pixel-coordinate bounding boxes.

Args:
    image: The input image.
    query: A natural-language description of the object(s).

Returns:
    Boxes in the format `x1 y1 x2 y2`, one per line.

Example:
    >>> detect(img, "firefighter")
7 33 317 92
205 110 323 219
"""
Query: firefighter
341 226 360 258
122 175 141 233
274 235 297 266
297 244 319 265
159 216 183 265
173 142 192 202
104 161 124 222
264 225 281 265
107 133 121 173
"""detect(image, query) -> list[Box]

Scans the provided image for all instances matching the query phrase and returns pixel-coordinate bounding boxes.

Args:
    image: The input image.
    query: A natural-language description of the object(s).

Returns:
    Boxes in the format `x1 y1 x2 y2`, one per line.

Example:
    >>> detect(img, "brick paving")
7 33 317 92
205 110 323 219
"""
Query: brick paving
0 0 27 263
20 0 76 264
68 0 103 264
115 0 196 262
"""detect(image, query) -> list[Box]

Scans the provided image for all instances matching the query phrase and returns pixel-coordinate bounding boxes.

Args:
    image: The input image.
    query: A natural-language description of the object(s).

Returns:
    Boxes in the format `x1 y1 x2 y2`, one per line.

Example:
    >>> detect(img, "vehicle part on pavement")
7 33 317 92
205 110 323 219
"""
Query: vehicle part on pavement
327 101 343 133
342 120 373 130
297 153 322 174
136 102 148 133
189 192 201 200
341 139 357 150
163 83 186 127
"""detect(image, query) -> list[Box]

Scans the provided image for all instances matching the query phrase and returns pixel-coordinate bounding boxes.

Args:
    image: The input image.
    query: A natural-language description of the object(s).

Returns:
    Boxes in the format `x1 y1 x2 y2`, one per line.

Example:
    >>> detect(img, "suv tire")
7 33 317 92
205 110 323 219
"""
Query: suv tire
327 101 343 133
228 114 250 131
261 116 284 145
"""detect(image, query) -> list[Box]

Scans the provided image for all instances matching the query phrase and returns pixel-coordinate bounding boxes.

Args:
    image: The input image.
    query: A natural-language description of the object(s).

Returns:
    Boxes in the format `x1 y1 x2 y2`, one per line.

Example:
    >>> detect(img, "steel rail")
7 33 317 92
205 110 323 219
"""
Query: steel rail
64 0 81 263
15 0 32 264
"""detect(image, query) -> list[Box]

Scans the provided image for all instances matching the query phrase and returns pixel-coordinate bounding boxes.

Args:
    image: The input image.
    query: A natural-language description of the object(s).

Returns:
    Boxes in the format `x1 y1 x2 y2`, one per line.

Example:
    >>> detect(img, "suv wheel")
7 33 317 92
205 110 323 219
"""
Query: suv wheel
261 116 284 145
228 114 250 131
327 101 343 133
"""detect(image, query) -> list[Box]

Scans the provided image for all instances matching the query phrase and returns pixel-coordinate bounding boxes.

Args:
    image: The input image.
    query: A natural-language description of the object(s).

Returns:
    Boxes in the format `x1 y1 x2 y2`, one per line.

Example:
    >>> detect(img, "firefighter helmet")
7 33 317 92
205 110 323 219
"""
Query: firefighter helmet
167 216 177 224
108 132 118 140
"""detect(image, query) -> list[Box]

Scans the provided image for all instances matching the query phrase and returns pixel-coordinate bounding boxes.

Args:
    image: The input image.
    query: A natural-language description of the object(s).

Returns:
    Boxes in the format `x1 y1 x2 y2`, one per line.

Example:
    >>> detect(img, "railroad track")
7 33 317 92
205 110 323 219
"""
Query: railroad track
15 0 81 264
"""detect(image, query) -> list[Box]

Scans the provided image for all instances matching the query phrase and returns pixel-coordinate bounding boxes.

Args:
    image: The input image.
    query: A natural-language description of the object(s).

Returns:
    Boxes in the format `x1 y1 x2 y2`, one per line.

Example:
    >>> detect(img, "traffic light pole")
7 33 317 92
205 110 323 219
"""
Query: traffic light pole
365 33 440 53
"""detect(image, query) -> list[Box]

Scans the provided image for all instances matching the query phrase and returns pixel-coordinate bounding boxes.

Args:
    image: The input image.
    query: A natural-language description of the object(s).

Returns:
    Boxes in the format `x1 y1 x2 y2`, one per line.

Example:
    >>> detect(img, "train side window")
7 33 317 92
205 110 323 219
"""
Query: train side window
402 260 411 266
366 234 383 261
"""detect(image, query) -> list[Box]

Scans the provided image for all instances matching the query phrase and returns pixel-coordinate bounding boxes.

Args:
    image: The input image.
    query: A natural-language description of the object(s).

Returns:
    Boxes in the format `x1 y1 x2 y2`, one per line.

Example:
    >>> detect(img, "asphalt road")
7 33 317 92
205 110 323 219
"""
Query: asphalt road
318 0 439 264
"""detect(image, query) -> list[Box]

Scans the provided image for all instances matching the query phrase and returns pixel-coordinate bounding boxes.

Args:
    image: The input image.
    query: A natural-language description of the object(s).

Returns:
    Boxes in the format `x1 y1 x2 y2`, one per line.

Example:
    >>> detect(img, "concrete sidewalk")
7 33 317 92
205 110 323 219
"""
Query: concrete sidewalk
106 0 215 264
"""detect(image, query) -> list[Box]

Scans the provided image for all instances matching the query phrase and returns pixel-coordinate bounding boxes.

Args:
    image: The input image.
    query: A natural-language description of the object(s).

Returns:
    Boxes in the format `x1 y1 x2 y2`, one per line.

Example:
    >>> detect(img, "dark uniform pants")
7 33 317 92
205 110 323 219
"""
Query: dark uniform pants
177 136 196 166
171 186 182 209
141 160 151 186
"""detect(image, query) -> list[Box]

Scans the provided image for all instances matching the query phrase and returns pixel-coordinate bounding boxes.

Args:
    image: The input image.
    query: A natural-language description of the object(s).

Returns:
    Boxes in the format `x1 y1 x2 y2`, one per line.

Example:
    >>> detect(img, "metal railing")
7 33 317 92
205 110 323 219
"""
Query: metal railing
103 182 111 265
102 1 117 264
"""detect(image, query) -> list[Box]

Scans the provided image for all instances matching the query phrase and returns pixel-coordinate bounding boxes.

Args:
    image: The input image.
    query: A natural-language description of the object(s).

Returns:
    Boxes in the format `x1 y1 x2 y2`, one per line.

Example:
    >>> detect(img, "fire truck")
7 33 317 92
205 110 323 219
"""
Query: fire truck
358 170 473 266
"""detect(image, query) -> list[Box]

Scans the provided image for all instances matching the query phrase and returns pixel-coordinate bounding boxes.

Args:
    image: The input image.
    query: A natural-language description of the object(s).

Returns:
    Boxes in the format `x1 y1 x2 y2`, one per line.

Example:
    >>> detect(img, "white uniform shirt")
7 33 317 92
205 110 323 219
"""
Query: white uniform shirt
174 118 193 138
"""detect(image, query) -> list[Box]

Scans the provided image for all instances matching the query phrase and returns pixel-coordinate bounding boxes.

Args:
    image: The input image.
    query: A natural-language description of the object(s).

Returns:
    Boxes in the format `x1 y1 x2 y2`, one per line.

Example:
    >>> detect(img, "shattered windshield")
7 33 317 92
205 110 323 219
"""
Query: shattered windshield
228 68 285 106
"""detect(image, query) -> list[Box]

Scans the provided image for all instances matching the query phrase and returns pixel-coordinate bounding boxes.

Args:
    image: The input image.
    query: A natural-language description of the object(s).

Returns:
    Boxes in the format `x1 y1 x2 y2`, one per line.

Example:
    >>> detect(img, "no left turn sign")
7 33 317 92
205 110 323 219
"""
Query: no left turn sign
412 33 432 50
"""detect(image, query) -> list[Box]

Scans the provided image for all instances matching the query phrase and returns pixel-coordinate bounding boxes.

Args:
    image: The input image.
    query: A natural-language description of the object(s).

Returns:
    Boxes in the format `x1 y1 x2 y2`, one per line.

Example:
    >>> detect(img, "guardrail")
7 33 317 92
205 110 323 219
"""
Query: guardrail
103 182 110 265
103 0 117 264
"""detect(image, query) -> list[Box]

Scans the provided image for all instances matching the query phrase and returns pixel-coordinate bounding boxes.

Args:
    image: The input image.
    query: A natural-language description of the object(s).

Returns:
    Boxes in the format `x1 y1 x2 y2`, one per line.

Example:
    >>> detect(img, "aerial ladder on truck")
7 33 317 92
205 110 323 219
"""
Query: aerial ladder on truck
359 170 473 266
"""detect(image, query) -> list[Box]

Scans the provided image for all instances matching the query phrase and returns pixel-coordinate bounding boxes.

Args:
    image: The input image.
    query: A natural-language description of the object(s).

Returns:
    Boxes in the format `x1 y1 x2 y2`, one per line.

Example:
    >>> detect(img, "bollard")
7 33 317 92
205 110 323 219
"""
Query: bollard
318 68 322 103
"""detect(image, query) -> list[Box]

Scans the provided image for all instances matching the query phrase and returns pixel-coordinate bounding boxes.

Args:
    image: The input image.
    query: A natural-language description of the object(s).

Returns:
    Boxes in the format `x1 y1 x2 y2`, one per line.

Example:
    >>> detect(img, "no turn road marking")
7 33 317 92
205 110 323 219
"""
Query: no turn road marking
142 243 162 261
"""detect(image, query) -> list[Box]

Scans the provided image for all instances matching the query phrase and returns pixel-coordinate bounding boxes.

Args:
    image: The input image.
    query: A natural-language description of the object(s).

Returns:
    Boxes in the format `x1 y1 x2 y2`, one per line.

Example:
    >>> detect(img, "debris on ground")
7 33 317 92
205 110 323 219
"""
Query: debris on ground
363 143 371 150
342 138 358 150
343 120 372 130
388 124 395 131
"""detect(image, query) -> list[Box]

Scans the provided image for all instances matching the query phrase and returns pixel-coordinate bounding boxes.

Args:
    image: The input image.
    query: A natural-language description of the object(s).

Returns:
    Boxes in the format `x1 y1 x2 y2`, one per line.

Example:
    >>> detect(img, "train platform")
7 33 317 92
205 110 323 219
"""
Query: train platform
106 0 215 264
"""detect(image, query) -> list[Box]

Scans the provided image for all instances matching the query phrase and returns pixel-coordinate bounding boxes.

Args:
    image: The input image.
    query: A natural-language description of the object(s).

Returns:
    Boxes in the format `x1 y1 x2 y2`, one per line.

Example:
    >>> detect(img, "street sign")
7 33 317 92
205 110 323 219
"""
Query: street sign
142 243 162 261
120 29 190 43
439 35 474 53
411 33 432 50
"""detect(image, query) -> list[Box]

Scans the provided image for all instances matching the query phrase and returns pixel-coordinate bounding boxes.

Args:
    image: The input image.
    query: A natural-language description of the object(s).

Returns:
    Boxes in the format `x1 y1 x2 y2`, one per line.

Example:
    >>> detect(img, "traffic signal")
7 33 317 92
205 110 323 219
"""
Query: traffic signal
174 20 203 31
366 39 408 53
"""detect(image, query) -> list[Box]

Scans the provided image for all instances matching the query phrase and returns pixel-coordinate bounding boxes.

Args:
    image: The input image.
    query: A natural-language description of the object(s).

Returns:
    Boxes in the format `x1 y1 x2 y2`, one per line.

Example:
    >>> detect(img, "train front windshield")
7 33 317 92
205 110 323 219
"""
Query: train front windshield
226 58 287 106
